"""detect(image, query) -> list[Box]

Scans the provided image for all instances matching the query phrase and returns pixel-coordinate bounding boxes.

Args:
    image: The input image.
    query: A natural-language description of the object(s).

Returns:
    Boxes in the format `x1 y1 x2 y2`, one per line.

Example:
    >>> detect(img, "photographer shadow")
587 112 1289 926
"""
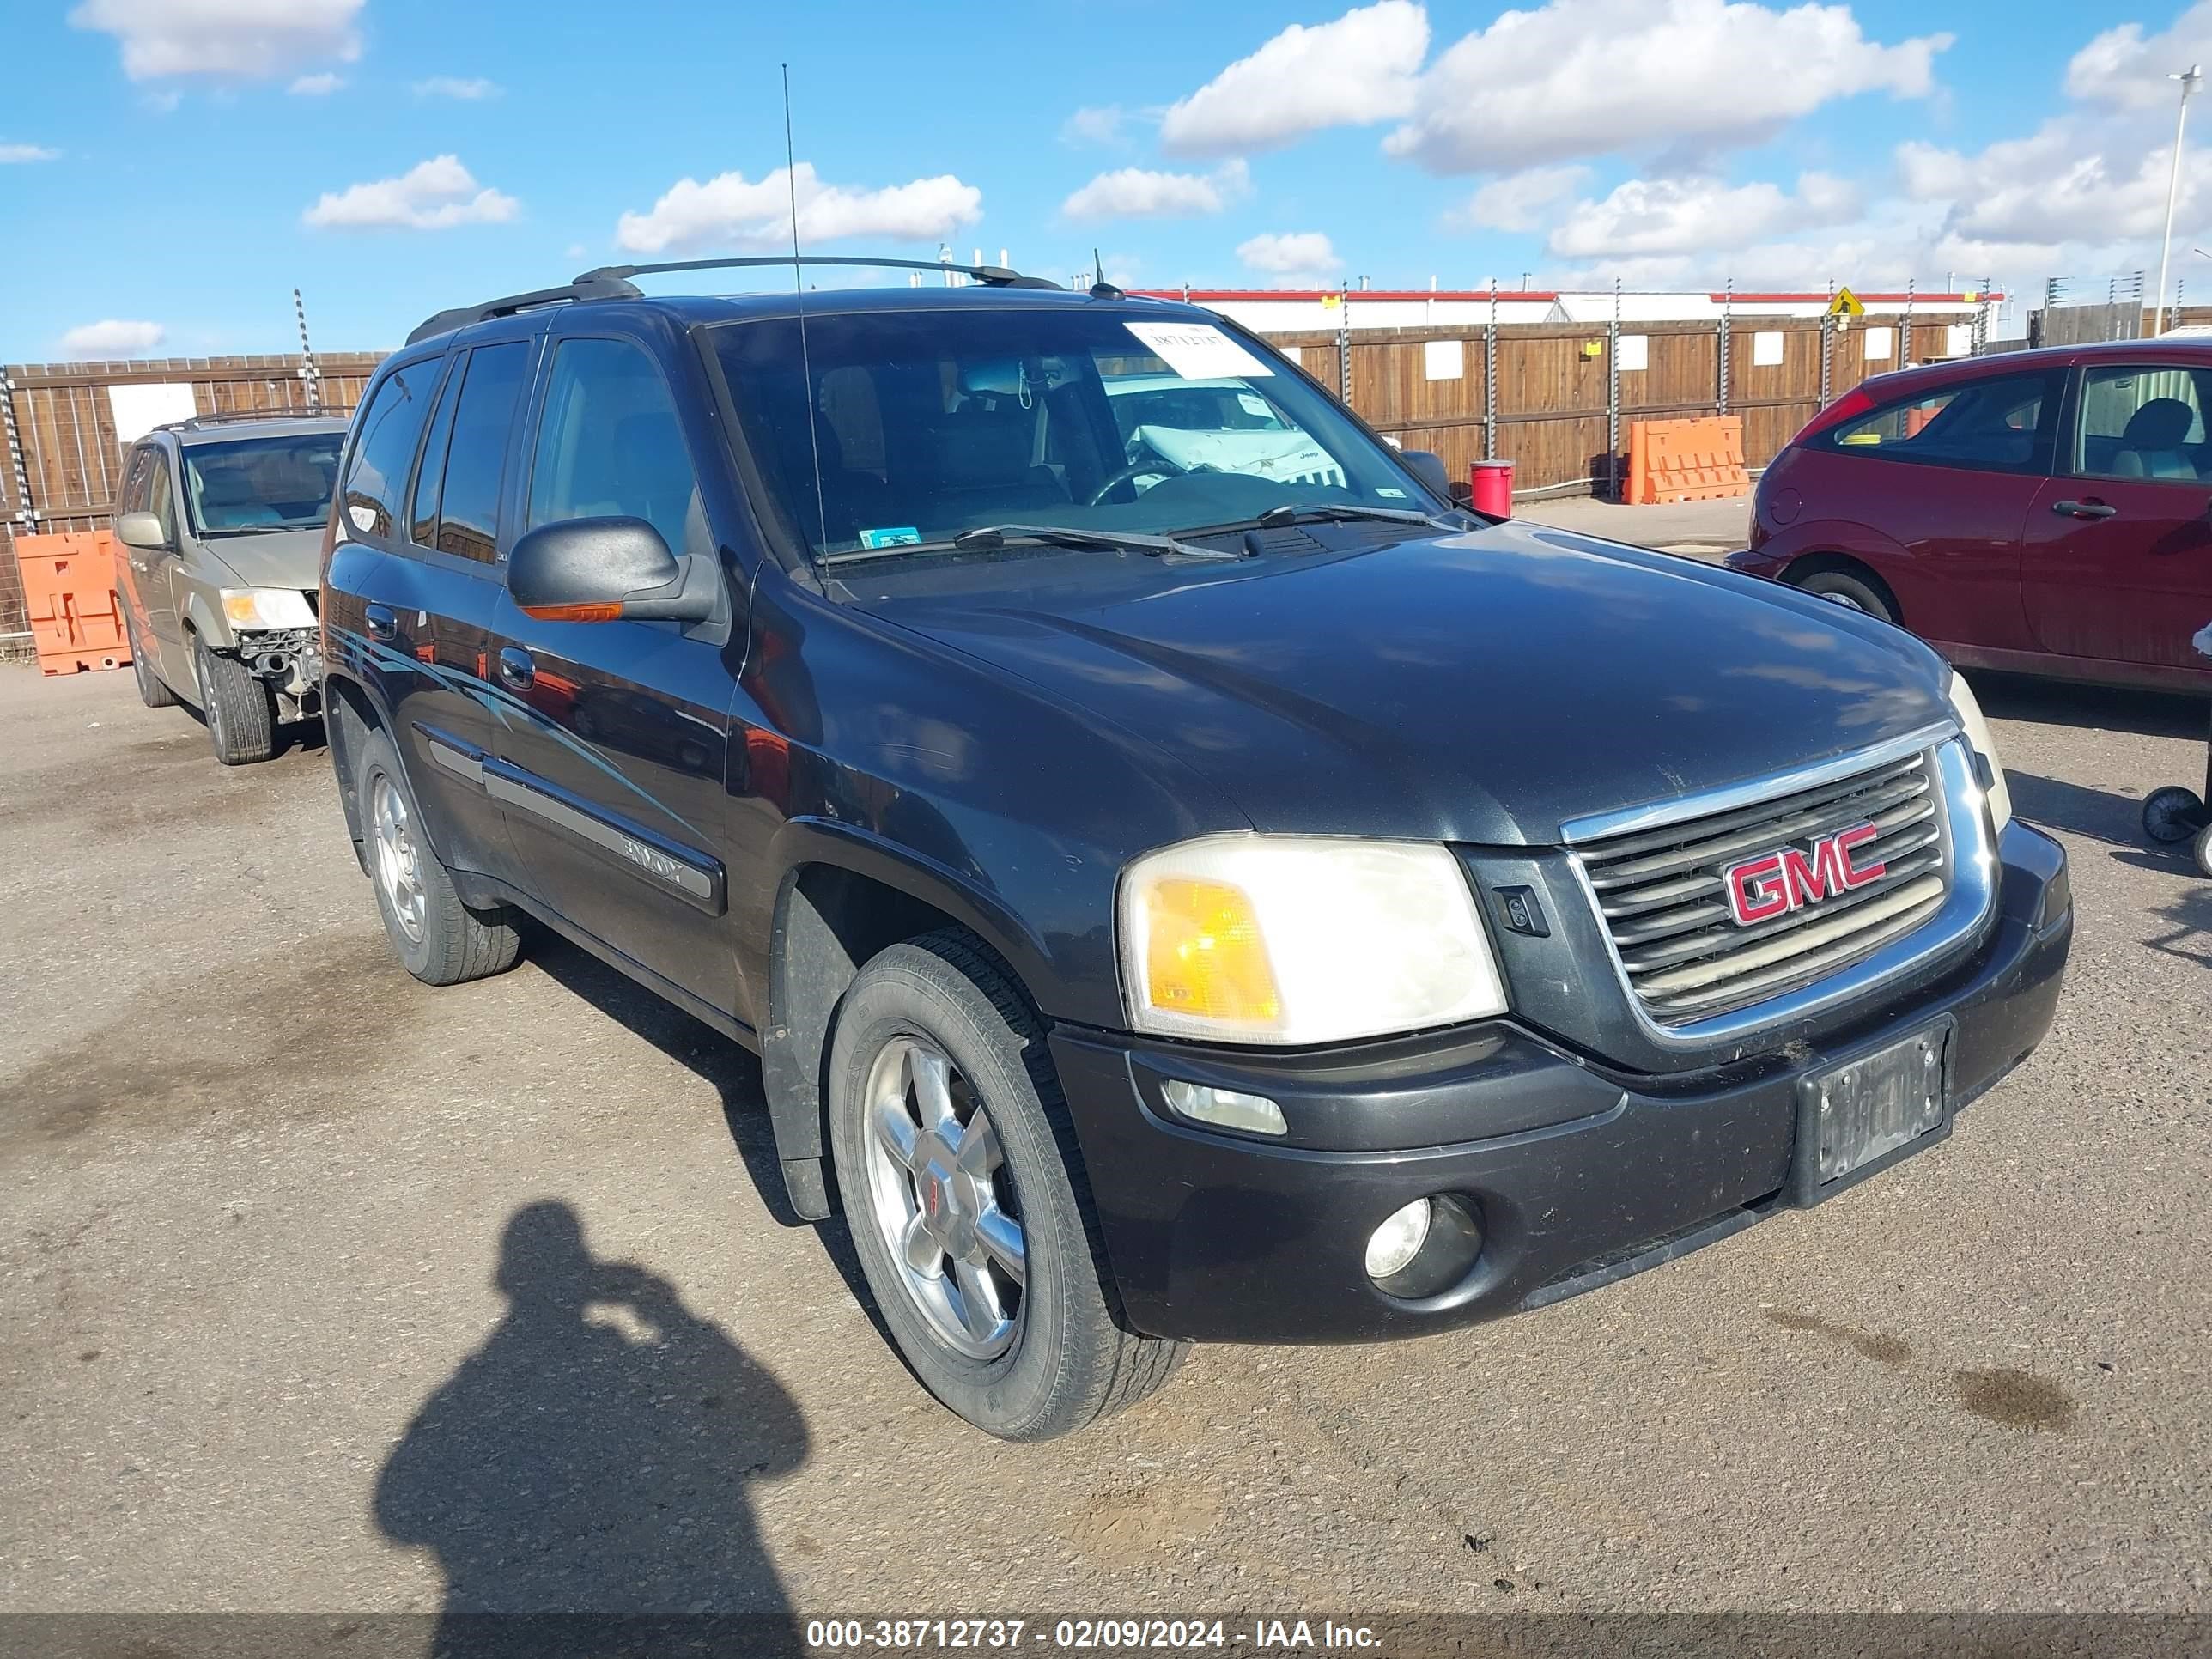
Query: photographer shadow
374 1200 810 1656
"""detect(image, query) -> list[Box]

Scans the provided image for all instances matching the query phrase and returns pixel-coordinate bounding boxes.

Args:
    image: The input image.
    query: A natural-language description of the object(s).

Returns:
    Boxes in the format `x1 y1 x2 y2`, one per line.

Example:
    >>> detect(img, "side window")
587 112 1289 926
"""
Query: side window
431 341 530 563
145 450 179 542
118 447 152 516
526 337 703 560
2071 364 2211 482
407 358 465 550
1820 373 2052 474
343 358 440 541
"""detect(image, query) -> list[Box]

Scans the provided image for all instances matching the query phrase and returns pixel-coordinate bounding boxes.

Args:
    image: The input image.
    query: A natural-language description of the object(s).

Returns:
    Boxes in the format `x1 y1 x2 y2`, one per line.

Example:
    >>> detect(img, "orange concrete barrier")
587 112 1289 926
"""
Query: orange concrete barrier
1626 416 1750 505
13 531 131 676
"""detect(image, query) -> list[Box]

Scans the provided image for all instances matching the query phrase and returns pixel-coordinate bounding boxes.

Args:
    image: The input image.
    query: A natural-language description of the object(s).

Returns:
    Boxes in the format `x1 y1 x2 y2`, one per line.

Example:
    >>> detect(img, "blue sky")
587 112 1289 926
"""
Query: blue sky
4 0 2209 359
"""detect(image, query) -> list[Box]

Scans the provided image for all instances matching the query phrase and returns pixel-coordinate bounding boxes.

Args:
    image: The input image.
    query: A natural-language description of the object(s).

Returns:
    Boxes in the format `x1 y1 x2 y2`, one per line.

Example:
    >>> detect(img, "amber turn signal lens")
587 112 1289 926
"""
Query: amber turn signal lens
1142 878 1281 1025
520 602 623 623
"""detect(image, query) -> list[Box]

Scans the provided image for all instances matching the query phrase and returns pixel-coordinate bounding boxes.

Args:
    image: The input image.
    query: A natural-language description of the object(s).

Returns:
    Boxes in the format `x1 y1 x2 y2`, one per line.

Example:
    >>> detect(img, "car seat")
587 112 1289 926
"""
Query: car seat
195 467 283 529
2111 398 2199 479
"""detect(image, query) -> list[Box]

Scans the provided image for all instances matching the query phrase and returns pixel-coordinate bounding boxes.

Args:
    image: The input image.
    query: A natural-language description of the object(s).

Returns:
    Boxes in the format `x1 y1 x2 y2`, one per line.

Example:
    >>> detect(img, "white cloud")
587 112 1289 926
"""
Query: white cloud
1388 0 1949 173
68 0 362 82
1060 105 1129 147
1 143 61 162
287 71 342 95
615 163 981 255
1902 124 2208 252
2066 3 2212 108
1547 173 1862 258
1453 164 1590 231
1237 231 1341 279
1159 0 1429 157
60 319 166 357
1060 160 1249 222
303 155 520 230
412 76 498 100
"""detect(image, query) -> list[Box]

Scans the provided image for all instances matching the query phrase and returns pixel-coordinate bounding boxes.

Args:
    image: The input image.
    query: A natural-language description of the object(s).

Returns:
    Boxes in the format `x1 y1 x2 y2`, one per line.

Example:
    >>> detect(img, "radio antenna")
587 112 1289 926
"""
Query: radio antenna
783 63 830 552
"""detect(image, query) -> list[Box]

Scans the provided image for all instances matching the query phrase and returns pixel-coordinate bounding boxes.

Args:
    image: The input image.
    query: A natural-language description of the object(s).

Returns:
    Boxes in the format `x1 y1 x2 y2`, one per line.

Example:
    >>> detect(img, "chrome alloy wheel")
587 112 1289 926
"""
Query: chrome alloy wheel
860 1035 1027 1361
1817 590 1869 612
371 775 428 944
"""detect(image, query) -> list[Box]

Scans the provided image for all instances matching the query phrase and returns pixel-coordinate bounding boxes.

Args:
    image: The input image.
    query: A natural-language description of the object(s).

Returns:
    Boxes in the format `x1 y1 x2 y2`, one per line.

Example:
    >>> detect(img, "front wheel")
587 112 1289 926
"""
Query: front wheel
827 932 1187 1440
2194 822 2212 879
355 726 522 985
194 635 276 764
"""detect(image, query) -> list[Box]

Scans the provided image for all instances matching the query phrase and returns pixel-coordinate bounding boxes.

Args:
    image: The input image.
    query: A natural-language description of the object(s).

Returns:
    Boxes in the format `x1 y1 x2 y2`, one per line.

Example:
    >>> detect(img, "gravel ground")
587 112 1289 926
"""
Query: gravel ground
2 653 2207 1626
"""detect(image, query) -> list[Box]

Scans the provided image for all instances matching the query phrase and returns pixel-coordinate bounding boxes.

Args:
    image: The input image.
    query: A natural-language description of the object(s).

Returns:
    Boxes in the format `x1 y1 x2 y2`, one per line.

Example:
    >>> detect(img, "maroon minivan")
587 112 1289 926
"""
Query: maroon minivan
1728 338 2212 693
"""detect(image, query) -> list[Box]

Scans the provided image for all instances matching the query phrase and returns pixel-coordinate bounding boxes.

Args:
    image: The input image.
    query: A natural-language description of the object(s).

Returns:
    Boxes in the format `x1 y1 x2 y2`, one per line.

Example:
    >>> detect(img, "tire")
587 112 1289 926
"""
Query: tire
194 635 276 765
827 931 1188 1440
354 725 523 986
2142 785 2204 845
2195 822 2212 880
1793 568 1895 624
125 609 180 709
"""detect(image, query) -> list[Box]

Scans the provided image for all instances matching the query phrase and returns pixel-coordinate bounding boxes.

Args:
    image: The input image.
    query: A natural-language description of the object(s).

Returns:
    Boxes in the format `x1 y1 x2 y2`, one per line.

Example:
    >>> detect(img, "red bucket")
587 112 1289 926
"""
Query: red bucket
1468 459 1515 518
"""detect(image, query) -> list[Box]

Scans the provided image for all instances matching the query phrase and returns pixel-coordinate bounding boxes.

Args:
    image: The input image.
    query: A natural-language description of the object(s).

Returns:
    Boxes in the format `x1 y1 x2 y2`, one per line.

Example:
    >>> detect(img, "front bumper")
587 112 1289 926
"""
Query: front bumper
1051 820 2071 1344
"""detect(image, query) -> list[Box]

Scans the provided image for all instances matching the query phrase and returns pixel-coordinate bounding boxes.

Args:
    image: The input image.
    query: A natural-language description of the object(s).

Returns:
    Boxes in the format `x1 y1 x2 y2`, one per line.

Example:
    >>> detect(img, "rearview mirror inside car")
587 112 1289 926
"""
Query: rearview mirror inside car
1401 451 1451 501
115 511 168 550
507 517 715 624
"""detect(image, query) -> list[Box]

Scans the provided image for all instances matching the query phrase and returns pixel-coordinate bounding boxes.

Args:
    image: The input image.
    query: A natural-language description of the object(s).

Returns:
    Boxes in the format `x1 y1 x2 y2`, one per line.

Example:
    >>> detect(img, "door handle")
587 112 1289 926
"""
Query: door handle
2051 500 2118 520
364 603 398 641
495 647 535 692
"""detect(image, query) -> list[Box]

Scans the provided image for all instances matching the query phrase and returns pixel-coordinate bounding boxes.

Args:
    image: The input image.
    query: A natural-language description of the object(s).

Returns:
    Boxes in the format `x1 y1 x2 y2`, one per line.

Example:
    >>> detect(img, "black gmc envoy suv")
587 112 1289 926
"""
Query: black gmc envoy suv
319 258 2072 1439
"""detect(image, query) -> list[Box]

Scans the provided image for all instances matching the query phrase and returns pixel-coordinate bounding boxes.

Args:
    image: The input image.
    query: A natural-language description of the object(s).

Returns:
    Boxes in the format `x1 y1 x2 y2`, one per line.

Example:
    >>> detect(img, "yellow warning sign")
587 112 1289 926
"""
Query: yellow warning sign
1826 286 1866 319
1320 292 1343 309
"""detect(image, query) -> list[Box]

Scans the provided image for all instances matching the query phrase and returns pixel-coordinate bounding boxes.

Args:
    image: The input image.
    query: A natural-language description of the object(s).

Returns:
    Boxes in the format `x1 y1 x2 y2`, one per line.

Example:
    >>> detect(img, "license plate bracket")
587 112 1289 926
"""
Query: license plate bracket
1787 1018 1954 1206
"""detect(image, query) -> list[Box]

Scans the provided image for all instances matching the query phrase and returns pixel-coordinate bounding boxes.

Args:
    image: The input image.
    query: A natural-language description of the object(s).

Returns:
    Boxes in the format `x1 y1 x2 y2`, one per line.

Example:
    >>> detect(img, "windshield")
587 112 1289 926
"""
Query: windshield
708 308 1441 560
182 433 343 535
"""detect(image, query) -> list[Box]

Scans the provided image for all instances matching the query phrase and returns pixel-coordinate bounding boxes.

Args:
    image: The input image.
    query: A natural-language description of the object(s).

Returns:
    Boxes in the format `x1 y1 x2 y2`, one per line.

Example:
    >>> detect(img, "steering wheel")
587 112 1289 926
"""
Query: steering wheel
1087 455 1188 507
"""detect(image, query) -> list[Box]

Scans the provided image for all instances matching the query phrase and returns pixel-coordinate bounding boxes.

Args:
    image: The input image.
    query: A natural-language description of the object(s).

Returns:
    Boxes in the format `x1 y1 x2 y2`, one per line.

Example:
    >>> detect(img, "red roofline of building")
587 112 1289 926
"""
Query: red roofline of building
1127 289 2002 306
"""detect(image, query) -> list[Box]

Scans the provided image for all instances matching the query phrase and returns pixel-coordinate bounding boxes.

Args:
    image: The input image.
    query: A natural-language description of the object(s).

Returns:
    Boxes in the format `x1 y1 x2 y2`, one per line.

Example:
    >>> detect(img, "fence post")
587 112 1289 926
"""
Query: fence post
1 374 34 528
1717 277 1731 416
1903 278 1916 364
1819 278 1834 408
1483 277 1498 461
293 289 323 411
1607 277 1621 501
1334 282 1351 404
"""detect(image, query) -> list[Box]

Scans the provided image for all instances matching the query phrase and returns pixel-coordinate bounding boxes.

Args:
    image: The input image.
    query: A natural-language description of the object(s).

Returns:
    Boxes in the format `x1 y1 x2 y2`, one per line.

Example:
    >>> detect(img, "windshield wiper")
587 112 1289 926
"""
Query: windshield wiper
1253 502 1460 530
204 524 308 536
817 523 1239 567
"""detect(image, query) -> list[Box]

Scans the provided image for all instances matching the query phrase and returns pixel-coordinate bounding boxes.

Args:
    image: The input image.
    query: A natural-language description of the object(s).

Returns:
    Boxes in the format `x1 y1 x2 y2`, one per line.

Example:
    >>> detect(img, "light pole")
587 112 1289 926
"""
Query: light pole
2152 64 2203 337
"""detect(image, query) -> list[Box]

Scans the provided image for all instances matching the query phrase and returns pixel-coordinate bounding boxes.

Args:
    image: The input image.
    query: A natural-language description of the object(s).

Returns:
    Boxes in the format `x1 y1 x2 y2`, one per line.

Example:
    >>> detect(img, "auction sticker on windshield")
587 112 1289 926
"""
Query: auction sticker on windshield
1125 321 1273 381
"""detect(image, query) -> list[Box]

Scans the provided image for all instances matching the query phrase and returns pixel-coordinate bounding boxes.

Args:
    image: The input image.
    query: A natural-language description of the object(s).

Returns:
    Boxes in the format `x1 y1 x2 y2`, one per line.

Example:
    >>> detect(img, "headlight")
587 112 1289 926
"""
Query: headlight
1117 836 1508 1044
221 587 315 630
1945 671 2013 830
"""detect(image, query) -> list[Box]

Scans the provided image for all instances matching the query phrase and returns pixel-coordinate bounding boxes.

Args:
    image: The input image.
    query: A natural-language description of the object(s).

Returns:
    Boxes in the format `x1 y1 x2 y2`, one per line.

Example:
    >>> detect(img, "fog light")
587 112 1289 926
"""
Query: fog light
1364 1198 1434 1280
1161 1079 1286 1137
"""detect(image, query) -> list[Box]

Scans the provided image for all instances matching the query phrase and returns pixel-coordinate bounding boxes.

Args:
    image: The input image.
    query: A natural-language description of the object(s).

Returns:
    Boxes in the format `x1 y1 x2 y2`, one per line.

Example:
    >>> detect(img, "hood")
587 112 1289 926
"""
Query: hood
198 528 325 591
858 521 1954 847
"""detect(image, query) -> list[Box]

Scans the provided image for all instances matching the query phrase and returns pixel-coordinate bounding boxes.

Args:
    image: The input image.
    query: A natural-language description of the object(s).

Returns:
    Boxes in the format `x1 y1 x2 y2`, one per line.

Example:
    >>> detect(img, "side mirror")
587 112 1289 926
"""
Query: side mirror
1401 450 1451 501
507 517 715 624
116 511 168 550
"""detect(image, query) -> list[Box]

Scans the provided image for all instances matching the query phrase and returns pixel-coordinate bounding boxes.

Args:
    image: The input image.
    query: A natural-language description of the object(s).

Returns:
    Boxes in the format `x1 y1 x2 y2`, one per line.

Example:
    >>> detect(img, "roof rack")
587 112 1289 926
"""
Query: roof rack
574 255 1063 291
405 275 644 347
153 407 346 433
404 255 1066 349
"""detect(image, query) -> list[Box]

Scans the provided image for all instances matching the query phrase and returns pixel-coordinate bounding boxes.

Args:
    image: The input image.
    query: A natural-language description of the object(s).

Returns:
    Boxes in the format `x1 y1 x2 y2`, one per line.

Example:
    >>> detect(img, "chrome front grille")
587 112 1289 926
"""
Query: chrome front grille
1577 749 1952 1025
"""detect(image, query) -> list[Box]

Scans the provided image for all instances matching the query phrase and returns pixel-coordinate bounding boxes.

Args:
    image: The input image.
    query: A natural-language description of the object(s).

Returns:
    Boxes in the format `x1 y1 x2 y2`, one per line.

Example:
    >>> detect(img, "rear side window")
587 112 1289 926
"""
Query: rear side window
343 359 440 540
526 337 704 559
425 342 530 563
2070 363 2212 481
1817 372 2054 475
407 361 464 548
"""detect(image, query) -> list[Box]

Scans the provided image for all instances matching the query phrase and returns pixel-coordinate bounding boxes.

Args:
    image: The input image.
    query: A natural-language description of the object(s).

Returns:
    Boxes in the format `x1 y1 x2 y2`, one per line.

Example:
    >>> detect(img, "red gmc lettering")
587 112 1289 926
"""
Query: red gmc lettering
1723 823 1886 927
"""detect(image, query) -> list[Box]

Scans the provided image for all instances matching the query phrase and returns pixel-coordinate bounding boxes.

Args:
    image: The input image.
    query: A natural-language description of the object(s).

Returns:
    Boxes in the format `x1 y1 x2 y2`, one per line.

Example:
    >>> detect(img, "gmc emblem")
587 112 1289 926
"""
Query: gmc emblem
1723 822 1886 927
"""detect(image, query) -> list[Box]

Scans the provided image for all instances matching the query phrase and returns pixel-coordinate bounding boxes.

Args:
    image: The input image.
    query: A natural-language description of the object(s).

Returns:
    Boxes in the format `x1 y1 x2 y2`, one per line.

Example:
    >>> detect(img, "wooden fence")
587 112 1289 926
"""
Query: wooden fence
1273 313 1979 495
1 353 380 655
